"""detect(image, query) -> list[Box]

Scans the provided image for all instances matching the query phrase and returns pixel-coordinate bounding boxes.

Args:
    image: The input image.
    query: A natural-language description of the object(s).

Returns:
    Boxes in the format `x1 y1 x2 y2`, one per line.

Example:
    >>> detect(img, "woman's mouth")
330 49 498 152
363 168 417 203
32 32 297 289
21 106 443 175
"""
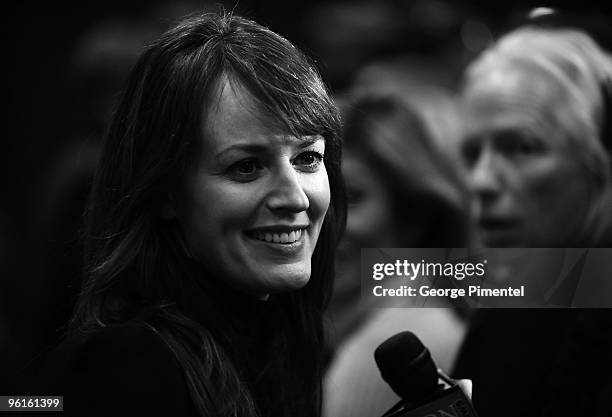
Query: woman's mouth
253 229 303 244
245 226 308 244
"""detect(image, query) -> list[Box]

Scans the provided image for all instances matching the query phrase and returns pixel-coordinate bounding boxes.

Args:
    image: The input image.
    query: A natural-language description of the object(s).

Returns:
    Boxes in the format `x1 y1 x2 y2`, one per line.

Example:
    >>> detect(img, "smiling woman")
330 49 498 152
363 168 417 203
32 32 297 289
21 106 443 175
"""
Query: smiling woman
29 12 345 417
174 80 331 299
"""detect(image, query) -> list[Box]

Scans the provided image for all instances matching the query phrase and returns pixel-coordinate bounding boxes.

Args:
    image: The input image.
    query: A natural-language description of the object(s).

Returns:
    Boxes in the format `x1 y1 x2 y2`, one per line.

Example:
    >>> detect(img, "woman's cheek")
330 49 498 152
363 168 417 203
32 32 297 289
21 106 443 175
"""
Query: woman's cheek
309 167 331 218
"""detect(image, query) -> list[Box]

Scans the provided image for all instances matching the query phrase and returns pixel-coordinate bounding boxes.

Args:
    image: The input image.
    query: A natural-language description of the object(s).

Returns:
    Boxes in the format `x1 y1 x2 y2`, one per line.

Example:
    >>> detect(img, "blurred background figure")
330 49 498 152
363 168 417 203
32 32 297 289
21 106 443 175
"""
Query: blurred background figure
460 26 612 248
453 15 612 417
348 58 469 165
324 91 472 417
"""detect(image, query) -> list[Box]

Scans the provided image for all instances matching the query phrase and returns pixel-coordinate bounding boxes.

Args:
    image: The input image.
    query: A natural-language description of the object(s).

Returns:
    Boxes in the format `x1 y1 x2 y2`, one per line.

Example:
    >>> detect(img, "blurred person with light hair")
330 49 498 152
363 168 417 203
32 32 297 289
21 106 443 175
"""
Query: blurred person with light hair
454 20 612 417
460 25 612 248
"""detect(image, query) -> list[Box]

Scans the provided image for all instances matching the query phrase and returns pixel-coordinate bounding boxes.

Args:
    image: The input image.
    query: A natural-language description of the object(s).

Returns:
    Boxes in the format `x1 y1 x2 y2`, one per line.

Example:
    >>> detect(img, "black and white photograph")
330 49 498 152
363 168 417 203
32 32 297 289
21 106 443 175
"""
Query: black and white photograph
3 1 612 416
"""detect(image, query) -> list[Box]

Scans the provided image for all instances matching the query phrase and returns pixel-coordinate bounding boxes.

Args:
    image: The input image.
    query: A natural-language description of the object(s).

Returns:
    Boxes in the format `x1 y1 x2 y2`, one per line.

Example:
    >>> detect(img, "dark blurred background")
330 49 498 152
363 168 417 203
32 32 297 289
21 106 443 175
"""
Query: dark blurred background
2 0 610 390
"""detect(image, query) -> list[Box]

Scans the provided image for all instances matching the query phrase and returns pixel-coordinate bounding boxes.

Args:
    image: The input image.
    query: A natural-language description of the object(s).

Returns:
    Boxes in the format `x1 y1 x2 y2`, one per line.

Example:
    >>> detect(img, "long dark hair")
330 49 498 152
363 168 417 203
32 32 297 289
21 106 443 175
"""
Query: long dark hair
72 12 345 417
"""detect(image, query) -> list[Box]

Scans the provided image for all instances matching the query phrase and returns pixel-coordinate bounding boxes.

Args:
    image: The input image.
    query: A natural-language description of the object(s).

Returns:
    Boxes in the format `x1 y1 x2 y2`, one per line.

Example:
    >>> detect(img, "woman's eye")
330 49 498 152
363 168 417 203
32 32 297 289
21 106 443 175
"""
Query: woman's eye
294 151 324 171
228 159 263 181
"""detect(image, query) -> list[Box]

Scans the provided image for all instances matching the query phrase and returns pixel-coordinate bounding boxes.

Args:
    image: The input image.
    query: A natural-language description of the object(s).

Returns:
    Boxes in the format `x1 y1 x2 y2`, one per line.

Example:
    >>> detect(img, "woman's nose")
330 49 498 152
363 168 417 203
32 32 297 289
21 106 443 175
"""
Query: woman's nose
265 163 309 213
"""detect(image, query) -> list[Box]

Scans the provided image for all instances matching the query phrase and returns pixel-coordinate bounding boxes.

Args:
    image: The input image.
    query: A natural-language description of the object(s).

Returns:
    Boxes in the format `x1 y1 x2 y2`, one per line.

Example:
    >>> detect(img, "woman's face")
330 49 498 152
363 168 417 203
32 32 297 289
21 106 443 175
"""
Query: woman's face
461 69 597 247
175 80 330 298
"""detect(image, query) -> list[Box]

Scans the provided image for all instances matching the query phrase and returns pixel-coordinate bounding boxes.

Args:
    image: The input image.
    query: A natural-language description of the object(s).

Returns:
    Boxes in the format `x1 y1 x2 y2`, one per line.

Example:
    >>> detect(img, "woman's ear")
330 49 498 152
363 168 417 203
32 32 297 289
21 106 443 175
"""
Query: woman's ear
161 194 177 219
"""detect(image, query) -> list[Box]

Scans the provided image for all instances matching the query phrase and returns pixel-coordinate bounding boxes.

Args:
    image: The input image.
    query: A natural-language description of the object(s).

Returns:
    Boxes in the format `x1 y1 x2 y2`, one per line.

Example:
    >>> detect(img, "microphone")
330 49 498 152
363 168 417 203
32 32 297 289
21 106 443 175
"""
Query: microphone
374 331 478 417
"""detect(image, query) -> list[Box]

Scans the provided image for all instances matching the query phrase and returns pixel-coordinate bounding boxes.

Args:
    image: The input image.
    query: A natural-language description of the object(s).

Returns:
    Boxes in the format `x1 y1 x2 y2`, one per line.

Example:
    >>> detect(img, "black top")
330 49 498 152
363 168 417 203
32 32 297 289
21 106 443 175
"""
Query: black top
32 322 199 416
23 273 273 417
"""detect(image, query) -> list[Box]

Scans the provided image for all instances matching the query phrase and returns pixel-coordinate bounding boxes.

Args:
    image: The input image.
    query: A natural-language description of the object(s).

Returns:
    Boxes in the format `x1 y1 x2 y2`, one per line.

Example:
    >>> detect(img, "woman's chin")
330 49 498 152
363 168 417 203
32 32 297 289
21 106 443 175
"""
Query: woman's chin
263 268 312 294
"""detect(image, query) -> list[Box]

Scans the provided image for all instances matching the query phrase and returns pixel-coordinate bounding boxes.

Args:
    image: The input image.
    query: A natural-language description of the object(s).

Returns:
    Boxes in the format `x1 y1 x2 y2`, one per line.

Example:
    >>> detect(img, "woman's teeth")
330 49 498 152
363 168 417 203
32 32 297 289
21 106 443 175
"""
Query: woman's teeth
254 229 302 244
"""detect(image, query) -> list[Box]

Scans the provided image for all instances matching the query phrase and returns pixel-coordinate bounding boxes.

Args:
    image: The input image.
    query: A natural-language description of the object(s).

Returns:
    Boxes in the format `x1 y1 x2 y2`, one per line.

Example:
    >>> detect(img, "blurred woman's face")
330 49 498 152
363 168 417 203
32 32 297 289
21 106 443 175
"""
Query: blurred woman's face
342 151 400 250
175 80 330 299
334 150 401 297
461 69 596 247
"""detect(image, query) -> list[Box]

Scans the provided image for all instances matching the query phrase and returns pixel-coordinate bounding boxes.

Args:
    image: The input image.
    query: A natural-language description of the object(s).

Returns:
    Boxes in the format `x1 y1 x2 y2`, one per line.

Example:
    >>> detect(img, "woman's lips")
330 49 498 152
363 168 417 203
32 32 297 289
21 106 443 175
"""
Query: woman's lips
245 225 309 245
252 229 303 244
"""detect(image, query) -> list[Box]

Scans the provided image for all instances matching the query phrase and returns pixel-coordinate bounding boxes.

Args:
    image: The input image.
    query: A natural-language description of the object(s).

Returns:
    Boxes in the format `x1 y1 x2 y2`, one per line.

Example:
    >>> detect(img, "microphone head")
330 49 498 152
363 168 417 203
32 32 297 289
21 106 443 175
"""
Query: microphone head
374 331 439 401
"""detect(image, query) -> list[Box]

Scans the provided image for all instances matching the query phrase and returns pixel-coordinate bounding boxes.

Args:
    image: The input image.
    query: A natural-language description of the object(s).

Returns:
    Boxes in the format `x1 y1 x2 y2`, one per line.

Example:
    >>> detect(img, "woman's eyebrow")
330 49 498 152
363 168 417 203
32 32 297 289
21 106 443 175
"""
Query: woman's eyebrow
294 135 324 149
215 144 267 160
214 136 325 161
